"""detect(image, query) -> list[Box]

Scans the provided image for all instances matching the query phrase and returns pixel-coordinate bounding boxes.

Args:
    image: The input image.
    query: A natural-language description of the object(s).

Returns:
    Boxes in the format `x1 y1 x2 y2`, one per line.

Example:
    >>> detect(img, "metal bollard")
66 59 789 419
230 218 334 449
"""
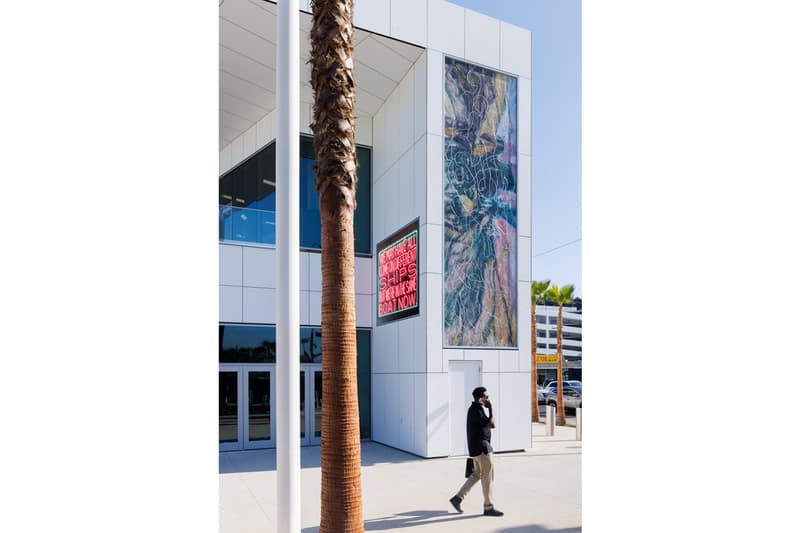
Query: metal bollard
576 407 582 441
545 404 555 436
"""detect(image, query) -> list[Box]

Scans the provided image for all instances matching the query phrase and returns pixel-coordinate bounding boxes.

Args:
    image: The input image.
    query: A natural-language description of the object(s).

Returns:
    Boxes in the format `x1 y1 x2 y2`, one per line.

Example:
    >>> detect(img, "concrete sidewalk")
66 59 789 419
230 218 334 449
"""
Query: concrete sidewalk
219 423 581 532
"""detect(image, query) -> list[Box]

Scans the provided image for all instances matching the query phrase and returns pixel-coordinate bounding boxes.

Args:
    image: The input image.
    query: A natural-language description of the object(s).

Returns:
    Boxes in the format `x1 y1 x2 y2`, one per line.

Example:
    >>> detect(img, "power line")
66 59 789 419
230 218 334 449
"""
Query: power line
533 238 581 258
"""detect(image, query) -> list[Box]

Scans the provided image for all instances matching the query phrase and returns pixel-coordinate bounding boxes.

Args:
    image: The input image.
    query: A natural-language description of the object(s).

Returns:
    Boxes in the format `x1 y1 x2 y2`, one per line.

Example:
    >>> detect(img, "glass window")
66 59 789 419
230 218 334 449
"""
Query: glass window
356 329 371 439
354 146 372 255
220 137 371 253
219 324 276 363
300 327 323 363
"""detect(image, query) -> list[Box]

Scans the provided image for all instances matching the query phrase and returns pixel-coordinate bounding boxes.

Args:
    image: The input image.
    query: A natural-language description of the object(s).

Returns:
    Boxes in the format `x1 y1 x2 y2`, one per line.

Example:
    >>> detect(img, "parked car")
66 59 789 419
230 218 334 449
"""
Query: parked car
544 380 582 393
537 385 547 404
545 386 582 411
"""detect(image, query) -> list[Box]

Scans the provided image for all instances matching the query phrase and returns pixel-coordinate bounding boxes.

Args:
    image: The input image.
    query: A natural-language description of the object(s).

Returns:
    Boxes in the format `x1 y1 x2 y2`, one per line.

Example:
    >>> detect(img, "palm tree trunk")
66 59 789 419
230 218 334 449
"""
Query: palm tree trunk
556 304 566 425
531 305 539 422
310 1 363 531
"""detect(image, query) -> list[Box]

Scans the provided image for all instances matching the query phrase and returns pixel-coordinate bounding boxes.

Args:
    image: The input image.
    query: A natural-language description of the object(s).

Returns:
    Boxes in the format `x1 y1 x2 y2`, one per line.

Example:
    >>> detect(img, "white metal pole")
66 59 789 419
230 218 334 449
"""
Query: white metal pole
276 0 300 531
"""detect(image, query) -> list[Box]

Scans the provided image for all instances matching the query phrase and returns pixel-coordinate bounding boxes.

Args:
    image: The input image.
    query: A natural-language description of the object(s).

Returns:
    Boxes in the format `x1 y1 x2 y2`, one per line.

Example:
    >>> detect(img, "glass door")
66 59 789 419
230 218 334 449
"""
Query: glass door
219 366 243 452
310 368 322 445
244 366 275 450
300 365 322 446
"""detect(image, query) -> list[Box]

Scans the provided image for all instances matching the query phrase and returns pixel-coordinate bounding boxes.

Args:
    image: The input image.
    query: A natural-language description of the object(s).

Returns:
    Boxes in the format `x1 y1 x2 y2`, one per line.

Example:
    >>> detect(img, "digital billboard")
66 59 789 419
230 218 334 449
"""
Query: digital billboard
376 219 419 325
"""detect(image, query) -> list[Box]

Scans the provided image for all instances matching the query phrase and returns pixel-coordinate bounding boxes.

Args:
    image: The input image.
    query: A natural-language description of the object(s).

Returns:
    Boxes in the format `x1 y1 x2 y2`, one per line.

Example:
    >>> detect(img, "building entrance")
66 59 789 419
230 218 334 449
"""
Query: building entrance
218 364 322 451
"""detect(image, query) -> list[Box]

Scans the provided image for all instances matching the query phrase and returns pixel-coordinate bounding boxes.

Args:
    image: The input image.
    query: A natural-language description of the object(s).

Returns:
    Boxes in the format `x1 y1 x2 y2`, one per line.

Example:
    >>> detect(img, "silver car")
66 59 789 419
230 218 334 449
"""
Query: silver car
545 386 582 410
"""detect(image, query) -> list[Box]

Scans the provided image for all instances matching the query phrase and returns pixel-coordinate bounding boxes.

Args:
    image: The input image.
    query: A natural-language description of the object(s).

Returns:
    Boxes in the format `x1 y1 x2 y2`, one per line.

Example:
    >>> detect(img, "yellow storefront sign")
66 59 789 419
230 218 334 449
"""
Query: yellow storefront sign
536 354 559 364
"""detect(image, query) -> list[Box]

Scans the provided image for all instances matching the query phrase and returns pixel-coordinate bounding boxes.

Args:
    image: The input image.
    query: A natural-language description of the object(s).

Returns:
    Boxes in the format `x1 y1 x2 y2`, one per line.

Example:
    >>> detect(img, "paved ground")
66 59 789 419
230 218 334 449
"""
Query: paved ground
219 423 581 532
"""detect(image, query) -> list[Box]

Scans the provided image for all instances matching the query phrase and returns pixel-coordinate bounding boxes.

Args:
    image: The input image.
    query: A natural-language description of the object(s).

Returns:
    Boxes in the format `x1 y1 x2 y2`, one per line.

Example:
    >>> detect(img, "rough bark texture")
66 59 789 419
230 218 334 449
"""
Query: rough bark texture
309 1 364 532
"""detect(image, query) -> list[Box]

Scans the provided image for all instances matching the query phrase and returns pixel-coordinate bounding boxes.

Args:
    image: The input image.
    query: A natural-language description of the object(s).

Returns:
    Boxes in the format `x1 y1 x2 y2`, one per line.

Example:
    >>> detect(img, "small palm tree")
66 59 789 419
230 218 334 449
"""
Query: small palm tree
309 0 363 531
530 280 550 422
545 283 575 426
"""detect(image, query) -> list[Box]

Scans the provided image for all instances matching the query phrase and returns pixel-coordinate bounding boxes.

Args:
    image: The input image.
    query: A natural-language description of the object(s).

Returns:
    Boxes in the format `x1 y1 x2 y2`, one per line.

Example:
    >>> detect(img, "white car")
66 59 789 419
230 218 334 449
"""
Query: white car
537 385 547 404
545 386 582 411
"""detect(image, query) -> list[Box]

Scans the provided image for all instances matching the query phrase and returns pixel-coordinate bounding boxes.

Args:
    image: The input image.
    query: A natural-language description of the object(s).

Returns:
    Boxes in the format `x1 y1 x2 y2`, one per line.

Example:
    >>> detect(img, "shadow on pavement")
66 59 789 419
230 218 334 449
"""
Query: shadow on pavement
301 518 581 532
300 510 478 532
220 441 422 474
495 527 581 533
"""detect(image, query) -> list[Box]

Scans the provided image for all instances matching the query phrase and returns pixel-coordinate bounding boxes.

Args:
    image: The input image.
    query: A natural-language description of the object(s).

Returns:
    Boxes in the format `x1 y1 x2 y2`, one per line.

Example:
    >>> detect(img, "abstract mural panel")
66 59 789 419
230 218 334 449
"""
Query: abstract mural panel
443 57 517 347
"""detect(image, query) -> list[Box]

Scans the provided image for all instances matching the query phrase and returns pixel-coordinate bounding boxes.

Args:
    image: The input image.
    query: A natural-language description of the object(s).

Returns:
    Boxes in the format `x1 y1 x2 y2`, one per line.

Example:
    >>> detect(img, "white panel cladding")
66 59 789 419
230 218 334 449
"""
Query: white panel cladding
427 0 464 57
413 136 427 226
220 144 232 175
413 51 427 143
354 0 390 36
425 134 443 225
518 153 531 237
309 291 321 326
385 376 400 447
299 290 310 325
256 110 275 149
396 149 414 225
397 318 414 373
355 114 372 147
300 102 312 135
390 0 427 46
242 287 276 324
464 9 500 69
373 104 386 179
497 372 531 451
242 246 276 288
413 315 426 373
399 373 414 451
299 253 309 291
426 372 449 457
220 285 243 322
372 177 385 245
426 51 443 135
374 324 398 373
519 236 531 283
372 373 386 440
396 70 415 157
384 164 399 233
356 293 372 328
230 136 244 168
424 223 442 275
355 256 373 295
462 349 499 372
518 77 532 156
413 373 427 455
424 273 443 371
498 349 519 373
219 244 243 286
308 252 322 291
500 21 532 78
445 348 464 361
242 125 257 159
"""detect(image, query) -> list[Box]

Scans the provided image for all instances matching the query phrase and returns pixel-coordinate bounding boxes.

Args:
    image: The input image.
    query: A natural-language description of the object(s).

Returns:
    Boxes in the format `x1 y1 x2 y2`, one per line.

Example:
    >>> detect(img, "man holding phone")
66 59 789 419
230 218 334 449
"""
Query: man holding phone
449 386 504 517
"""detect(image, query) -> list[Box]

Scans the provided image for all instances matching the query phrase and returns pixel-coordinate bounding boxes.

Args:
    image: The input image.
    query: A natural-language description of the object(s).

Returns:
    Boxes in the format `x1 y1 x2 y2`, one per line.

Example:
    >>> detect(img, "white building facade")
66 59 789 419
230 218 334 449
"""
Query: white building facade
219 0 532 457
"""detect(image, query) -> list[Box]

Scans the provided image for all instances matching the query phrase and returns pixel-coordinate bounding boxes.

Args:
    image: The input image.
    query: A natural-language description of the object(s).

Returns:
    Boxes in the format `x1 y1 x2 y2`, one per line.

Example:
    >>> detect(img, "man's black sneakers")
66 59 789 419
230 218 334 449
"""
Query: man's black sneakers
483 507 504 517
449 495 463 513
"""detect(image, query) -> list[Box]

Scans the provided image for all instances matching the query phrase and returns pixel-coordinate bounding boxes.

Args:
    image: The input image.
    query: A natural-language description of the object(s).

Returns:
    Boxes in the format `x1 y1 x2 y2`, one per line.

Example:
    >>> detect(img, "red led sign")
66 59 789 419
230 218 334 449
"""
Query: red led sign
377 220 419 324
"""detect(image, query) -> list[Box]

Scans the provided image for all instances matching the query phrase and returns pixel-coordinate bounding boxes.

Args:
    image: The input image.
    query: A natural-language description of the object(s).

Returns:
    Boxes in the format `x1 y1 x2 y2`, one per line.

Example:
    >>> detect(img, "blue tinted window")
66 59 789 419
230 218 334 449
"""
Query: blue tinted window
220 137 371 254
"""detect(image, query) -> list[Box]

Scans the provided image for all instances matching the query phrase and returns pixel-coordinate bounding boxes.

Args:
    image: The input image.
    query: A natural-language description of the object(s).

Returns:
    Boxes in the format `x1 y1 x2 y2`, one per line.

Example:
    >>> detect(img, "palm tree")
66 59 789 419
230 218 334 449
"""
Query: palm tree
530 280 550 422
545 283 575 426
309 1 363 531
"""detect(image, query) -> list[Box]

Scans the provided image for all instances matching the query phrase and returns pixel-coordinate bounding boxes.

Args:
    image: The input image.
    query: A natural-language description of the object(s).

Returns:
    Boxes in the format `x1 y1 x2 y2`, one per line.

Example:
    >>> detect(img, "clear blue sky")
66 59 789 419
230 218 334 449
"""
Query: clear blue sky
446 0 582 297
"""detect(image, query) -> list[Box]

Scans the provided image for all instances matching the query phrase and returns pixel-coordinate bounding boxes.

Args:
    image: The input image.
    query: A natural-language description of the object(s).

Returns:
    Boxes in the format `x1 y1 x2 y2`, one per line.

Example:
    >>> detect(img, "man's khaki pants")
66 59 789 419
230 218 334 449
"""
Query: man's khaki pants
456 452 494 509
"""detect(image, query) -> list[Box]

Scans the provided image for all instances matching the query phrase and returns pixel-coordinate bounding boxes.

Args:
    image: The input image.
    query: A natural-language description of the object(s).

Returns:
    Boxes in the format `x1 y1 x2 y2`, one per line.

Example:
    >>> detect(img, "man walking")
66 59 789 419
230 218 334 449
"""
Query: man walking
449 386 504 517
